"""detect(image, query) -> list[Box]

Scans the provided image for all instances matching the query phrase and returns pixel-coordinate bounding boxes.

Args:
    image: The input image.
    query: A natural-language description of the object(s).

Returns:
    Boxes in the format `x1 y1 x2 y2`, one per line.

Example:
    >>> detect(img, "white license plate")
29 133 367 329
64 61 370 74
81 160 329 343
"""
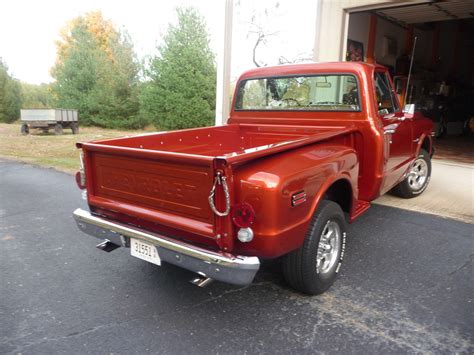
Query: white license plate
130 238 161 266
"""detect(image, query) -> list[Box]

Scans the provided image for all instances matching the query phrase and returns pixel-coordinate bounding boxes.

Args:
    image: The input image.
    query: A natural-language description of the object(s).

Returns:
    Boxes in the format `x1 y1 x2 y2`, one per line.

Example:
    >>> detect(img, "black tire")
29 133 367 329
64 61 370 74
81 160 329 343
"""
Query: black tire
391 149 431 199
71 123 79 134
283 200 346 295
21 124 29 135
54 124 63 135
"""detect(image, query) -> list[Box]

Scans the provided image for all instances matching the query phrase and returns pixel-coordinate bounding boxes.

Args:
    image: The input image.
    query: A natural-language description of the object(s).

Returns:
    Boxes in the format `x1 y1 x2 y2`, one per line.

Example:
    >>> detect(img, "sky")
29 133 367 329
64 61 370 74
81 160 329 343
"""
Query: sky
0 0 317 84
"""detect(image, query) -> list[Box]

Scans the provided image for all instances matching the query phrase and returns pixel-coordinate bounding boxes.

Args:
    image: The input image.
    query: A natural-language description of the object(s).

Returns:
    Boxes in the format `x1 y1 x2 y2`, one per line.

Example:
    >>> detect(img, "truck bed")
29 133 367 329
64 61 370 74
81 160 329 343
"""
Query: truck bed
80 124 353 248
82 124 351 162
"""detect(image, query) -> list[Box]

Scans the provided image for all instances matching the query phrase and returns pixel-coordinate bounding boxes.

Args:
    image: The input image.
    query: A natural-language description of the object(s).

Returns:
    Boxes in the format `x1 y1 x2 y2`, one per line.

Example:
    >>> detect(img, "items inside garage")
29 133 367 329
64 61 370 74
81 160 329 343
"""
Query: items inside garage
347 1 474 164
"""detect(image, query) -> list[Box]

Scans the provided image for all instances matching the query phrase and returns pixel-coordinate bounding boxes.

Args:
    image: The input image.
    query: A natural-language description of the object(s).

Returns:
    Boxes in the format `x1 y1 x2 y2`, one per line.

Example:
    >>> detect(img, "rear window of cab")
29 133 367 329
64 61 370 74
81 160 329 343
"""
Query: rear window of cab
235 74 360 112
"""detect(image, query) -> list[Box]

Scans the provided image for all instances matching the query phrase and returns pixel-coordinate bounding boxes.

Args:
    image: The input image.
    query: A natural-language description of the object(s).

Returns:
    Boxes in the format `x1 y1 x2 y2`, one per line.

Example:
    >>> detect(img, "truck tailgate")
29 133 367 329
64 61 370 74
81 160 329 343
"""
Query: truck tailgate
83 144 217 240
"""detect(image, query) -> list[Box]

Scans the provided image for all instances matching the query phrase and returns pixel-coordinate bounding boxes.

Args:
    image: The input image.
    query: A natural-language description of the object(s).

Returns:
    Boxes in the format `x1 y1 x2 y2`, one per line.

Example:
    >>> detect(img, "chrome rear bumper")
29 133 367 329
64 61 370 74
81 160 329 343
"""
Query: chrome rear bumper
73 208 260 286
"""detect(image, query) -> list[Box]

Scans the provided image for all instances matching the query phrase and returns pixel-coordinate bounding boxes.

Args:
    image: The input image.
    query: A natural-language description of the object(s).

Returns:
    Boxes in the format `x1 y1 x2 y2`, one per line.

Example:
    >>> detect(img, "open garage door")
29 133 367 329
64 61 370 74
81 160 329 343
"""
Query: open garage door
347 0 474 165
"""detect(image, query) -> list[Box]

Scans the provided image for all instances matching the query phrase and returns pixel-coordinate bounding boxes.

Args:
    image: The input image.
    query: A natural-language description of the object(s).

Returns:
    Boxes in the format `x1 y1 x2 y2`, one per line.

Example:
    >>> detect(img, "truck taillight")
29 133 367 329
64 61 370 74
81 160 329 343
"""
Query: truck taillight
75 152 86 190
232 202 255 228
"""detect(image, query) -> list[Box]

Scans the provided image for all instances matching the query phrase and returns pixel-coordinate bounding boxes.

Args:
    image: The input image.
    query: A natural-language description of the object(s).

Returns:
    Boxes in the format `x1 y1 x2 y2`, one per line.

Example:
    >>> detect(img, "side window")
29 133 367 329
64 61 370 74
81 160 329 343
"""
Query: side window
374 72 399 115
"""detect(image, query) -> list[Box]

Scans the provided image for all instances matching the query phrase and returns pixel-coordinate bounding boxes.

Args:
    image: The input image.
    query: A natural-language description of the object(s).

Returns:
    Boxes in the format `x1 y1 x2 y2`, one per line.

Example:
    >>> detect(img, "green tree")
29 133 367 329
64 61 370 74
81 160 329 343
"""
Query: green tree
51 11 142 128
20 82 54 108
0 59 22 123
140 7 216 130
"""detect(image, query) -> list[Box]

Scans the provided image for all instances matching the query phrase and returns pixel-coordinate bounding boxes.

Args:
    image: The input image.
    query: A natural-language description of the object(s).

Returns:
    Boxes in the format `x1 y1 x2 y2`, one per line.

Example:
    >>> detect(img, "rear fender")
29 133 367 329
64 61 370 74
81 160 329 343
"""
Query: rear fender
310 175 355 221
233 144 358 258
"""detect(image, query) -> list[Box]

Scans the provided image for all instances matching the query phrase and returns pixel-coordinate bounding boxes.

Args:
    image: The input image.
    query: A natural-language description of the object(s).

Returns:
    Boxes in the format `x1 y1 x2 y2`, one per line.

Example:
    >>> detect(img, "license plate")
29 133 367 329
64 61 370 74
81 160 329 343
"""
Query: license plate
130 238 161 266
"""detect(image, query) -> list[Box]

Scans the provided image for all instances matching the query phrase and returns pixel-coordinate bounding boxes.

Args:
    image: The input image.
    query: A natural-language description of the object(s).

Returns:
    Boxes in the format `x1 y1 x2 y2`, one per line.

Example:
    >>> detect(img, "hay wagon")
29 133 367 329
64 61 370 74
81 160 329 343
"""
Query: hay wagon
20 109 79 135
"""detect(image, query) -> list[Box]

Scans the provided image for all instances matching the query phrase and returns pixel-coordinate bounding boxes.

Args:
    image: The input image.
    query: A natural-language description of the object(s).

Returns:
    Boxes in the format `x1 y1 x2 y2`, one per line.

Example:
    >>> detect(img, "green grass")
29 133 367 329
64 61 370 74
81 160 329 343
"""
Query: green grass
0 123 153 173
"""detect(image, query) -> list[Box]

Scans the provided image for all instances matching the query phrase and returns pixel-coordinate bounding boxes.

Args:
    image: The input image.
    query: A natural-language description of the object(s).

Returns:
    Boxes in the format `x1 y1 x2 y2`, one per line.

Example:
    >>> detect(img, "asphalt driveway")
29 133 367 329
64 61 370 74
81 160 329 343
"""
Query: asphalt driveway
1 160 473 354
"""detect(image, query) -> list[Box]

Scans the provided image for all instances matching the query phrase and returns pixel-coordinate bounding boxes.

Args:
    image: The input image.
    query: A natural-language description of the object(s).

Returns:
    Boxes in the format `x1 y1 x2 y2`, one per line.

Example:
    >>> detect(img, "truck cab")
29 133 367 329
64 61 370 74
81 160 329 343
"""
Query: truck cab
73 62 433 295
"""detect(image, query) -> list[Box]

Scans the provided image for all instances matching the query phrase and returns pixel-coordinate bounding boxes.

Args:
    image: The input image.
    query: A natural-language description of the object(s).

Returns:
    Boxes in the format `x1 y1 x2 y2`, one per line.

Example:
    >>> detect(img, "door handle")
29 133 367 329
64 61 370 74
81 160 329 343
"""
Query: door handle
384 123 399 135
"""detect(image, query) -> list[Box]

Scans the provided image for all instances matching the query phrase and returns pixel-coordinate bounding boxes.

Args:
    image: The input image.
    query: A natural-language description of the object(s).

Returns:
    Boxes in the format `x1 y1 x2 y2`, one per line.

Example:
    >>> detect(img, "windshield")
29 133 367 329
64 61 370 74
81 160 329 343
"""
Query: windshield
235 74 360 111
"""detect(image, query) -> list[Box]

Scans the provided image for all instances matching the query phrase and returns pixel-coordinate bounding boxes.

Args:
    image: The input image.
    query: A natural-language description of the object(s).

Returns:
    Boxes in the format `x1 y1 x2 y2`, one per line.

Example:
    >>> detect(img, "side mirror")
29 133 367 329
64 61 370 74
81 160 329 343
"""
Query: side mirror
378 108 389 116
403 104 415 115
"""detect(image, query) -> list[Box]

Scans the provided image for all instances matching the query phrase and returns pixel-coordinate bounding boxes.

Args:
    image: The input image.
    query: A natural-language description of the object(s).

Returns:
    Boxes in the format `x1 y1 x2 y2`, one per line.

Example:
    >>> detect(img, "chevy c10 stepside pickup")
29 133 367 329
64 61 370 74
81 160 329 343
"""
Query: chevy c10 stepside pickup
73 62 434 295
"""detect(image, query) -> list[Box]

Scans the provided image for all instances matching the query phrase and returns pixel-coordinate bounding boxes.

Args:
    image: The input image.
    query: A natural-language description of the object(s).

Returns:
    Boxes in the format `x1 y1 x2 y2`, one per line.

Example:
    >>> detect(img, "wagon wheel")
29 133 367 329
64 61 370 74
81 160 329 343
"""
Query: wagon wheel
21 123 29 135
71 123 79 134
54 124 63 135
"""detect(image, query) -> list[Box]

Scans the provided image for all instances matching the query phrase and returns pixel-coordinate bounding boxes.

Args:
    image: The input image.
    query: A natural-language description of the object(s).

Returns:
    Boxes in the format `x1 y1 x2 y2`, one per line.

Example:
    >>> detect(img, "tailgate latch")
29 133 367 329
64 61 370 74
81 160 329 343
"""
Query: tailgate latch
208 172 231 217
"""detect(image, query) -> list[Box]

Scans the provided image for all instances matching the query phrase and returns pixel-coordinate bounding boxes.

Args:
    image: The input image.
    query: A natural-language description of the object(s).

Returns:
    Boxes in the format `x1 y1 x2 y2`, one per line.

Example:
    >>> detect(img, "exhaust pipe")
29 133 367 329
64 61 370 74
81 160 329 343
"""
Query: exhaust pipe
96 239 121 252
190 275 214 288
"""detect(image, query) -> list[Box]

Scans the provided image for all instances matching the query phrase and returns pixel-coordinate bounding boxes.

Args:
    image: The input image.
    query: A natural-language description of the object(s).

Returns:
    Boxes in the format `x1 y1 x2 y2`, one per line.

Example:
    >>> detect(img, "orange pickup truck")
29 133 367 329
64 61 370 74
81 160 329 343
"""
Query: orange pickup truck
73 62 434 295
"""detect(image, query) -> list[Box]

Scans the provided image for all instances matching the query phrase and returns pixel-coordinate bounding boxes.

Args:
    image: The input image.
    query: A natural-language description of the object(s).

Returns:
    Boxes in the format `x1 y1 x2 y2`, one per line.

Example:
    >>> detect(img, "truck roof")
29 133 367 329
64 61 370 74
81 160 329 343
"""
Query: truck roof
238 61 385 81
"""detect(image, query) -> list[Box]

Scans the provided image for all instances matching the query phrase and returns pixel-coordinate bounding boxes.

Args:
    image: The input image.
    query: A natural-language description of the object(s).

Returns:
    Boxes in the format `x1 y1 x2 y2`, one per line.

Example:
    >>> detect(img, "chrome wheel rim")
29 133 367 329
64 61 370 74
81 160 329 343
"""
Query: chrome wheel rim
408 158 428 191
316 221 341 275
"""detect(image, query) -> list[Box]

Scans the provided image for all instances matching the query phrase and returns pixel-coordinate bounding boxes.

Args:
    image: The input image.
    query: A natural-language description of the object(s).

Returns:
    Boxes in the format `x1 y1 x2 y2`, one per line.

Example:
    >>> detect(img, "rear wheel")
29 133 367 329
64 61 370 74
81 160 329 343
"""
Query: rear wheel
283 200 346 295
71 123 79 134
54 124 63 135
392 149 431 198
21 123 29 135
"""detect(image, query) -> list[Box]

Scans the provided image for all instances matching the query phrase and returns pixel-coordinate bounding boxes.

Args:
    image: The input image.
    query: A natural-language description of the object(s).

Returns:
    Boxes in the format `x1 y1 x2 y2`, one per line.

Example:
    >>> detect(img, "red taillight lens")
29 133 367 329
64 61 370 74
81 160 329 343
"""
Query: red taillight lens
232 202 255 228
75 171 86 190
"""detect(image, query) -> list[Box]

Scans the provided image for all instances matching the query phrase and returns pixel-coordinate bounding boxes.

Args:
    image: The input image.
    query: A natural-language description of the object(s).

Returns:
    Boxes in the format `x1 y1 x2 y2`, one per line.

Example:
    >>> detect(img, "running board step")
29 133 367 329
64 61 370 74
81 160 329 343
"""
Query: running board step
350 200 370 222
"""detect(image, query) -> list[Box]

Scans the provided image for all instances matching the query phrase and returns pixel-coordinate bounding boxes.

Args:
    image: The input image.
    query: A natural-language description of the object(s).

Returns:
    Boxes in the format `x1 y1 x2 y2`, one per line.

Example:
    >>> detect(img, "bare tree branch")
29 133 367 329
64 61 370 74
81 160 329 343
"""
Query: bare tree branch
252 34 264 67
278 53 313 65
239 2 281 68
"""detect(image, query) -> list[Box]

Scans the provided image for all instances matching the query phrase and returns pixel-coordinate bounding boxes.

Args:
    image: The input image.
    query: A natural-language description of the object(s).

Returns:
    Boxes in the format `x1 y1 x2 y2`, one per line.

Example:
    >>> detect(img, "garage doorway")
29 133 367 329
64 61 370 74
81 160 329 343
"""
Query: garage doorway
347 1 474 165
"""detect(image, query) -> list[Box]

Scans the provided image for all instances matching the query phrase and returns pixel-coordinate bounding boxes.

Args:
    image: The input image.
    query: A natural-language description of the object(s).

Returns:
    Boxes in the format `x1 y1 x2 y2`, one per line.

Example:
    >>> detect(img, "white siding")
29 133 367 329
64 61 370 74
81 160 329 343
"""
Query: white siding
21 109 56 122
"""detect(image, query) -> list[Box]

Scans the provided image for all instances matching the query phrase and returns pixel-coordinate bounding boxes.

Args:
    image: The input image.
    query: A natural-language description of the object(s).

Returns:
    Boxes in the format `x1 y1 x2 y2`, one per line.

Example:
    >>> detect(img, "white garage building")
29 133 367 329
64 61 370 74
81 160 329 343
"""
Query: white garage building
216 0 474 150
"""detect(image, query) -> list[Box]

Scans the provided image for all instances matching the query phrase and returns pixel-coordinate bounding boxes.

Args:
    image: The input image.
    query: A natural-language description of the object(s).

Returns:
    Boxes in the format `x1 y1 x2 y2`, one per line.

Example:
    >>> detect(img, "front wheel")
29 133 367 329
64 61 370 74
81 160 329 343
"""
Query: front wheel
283 200 346 295
392 149 431 198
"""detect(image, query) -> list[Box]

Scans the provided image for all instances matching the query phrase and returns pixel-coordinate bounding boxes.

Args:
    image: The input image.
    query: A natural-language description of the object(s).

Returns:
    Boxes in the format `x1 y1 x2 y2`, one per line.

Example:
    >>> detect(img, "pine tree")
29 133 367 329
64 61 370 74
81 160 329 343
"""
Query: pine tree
51 11 142 128
140 7 216 130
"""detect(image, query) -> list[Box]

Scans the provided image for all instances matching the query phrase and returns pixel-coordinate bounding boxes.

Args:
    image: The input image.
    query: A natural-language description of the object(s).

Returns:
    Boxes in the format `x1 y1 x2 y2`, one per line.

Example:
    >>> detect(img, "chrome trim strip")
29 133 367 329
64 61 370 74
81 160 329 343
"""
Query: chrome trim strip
73 208 260 285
